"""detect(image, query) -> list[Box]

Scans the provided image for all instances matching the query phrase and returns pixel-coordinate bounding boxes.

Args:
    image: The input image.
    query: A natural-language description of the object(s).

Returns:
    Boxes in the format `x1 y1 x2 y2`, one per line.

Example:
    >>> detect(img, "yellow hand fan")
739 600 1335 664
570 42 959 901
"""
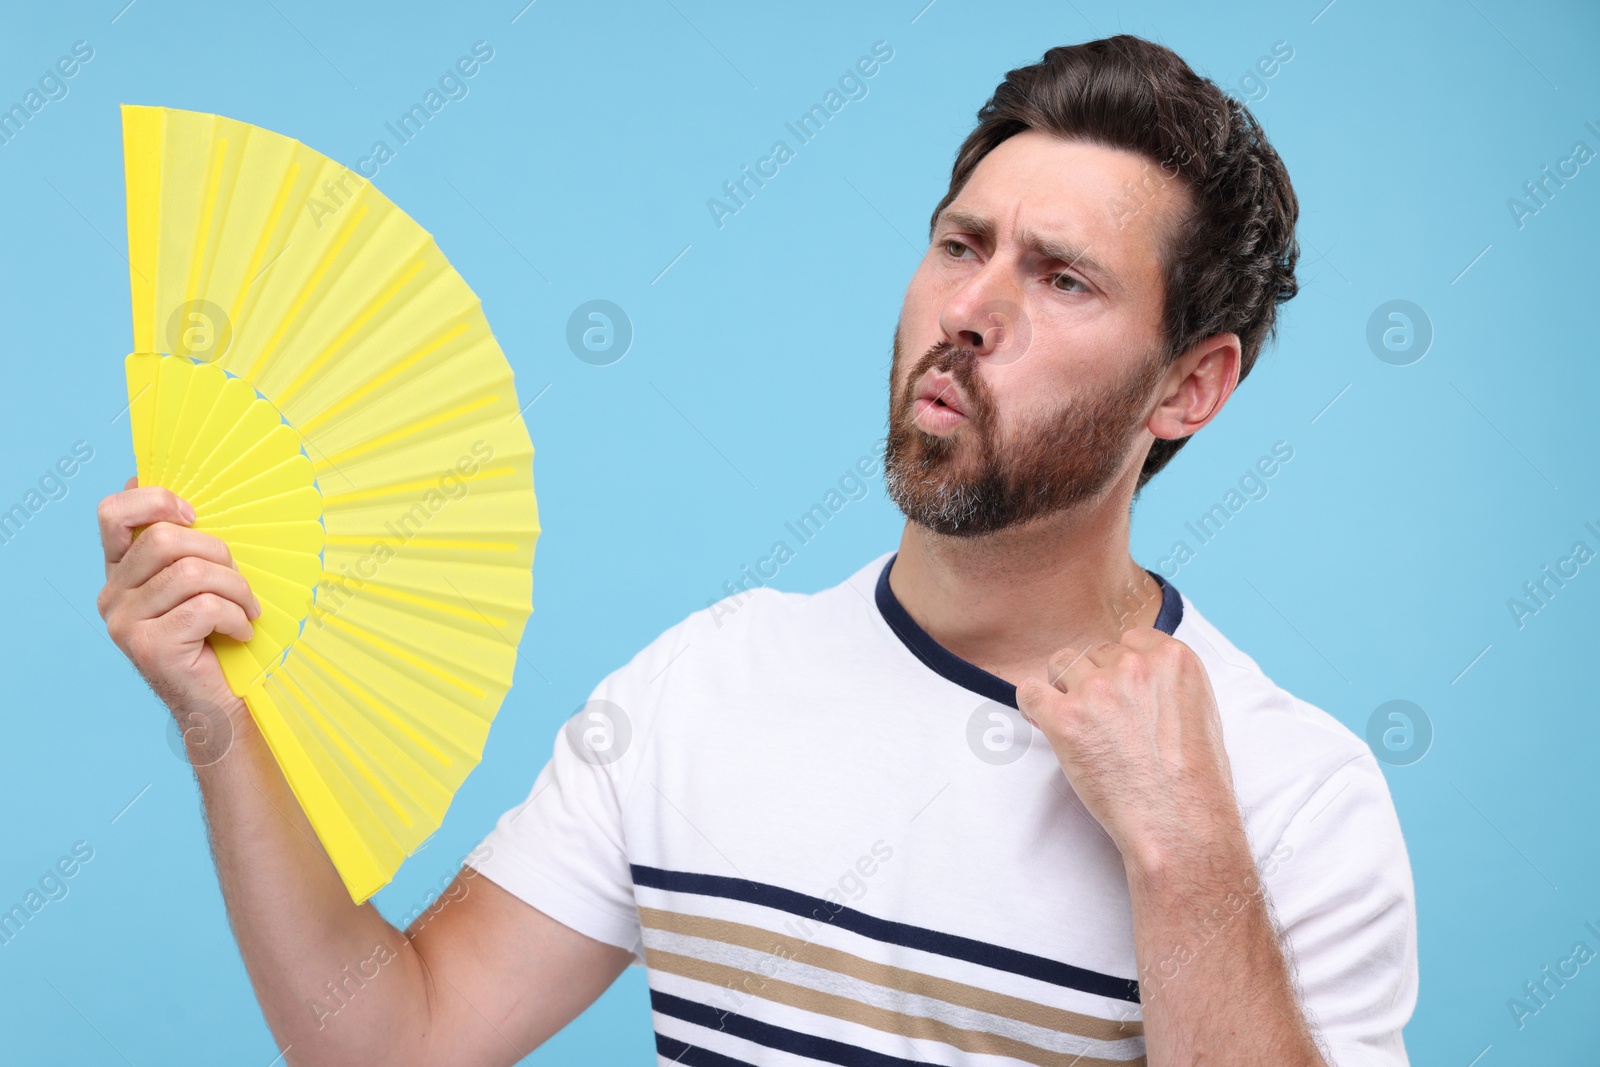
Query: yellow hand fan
120 104 541 904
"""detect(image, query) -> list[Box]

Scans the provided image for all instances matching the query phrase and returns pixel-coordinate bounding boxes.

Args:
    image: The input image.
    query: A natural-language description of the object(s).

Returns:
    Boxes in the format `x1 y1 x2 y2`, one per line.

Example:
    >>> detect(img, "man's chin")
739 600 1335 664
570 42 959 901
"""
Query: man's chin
899 418 975 454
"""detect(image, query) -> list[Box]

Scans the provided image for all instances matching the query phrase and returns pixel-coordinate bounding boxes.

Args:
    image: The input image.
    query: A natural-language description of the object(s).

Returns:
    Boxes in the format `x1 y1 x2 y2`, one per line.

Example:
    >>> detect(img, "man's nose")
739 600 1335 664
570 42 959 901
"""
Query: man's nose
938 265 1031 366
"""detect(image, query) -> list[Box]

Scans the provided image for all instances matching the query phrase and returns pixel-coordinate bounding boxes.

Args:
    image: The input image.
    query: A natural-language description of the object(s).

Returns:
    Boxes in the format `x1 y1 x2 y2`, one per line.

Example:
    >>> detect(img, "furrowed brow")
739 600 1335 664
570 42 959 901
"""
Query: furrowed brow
933 207 1119 292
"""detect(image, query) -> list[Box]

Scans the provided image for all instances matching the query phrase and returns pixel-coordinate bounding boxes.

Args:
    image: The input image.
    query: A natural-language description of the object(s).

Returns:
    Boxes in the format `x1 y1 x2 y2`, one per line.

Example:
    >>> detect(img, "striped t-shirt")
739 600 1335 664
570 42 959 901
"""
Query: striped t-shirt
468 551 1417 1066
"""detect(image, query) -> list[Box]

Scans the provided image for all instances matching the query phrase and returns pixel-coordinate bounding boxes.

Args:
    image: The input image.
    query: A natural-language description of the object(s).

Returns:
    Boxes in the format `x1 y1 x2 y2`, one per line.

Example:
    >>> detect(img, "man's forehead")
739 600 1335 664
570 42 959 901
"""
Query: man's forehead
937 133 1185 290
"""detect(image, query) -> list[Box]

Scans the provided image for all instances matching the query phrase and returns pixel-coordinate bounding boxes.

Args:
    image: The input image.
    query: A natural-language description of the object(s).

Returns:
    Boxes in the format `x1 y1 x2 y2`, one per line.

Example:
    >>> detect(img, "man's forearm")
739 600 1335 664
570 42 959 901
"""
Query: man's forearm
1124 827 1326 1066
189 700 432 1066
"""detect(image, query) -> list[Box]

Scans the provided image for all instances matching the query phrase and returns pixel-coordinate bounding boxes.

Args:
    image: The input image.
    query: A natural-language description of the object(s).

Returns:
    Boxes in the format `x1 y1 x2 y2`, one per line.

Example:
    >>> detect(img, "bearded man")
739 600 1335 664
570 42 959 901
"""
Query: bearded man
96 34 1415 1067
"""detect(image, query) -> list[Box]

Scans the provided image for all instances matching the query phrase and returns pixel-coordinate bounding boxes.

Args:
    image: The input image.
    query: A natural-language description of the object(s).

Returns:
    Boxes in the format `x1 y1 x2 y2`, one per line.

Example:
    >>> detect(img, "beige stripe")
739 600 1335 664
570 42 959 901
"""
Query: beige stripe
640 905 1142 1044
646 947 1144 1067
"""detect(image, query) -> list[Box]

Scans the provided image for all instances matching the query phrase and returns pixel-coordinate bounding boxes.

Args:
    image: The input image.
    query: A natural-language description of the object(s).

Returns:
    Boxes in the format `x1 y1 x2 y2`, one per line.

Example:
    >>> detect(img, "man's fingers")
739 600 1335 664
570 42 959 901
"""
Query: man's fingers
99 483 195 565
1117 627 1169 652
1080 640 1135 669
117 522 236 591
123 475 138 491
139 556 261 625
156 591 255 647
1016 677 1060 727
1044 644 1091 689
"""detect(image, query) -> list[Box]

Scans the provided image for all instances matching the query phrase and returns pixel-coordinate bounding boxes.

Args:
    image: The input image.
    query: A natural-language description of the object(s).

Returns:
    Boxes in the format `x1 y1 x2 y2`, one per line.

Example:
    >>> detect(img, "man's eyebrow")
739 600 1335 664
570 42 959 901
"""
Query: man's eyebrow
933 208 1120 291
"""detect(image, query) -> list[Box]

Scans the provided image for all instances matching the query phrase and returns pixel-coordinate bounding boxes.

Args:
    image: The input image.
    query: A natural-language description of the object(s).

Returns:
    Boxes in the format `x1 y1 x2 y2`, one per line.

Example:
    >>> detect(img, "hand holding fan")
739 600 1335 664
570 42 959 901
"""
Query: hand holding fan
120 104 541 904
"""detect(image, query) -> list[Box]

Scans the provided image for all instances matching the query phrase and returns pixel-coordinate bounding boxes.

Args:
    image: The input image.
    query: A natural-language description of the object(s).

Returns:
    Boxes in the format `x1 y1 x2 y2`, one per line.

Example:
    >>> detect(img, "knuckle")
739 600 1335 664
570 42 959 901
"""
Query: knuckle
1082 674 1116 701
1160 640 1192 670
125 627 153 663
145 521 176 552
173 555 207 584
190 591 225 614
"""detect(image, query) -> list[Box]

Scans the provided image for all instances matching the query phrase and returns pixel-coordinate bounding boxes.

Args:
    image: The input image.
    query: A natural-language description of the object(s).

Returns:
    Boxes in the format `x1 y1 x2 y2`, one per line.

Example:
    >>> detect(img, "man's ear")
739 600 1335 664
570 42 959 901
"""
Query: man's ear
1148 332 1241 442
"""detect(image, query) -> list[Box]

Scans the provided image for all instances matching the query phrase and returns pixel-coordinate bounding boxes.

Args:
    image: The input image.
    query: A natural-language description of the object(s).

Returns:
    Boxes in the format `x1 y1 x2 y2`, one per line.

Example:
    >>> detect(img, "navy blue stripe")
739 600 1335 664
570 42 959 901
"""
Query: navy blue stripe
873 551 1183 711
656 1031 758 1067
632 863 1139 1003
652 988 932 1067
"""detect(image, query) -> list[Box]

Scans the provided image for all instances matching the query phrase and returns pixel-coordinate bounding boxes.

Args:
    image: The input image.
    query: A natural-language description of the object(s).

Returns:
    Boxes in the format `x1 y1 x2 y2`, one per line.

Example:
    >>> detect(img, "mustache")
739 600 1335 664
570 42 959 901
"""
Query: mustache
902 341 994 427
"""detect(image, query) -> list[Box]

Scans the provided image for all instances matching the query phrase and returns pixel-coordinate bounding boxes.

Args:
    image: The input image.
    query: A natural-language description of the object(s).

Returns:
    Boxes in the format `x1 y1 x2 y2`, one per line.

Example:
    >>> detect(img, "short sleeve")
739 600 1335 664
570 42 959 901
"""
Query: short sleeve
464 650 661 964
1264 751 1419 1067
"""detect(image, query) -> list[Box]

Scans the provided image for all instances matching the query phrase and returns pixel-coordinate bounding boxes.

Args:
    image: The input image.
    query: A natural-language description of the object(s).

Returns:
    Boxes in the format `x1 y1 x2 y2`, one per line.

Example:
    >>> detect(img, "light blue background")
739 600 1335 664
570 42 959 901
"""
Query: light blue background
1 0 1596 1062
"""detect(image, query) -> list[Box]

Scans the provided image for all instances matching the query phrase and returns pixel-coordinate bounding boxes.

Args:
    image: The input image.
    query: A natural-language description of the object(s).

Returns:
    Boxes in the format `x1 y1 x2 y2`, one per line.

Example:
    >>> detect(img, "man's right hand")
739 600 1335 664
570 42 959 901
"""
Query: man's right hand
96 474 262 730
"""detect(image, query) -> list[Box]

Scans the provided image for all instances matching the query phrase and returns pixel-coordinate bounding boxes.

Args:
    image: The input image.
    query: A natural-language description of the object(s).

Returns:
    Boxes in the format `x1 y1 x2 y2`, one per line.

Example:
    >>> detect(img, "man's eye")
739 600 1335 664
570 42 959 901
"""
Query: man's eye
1052 272 1086 294
943 239 973 259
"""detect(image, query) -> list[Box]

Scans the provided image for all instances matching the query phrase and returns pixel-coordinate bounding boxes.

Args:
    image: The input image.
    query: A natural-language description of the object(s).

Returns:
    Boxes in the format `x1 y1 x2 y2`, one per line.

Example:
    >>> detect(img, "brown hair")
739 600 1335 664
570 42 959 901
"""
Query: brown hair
928 34 1300 492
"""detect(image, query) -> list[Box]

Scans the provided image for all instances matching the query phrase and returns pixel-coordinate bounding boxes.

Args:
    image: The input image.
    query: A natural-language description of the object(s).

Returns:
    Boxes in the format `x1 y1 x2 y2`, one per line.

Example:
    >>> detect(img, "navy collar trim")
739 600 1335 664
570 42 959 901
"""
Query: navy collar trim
873 552 1184 710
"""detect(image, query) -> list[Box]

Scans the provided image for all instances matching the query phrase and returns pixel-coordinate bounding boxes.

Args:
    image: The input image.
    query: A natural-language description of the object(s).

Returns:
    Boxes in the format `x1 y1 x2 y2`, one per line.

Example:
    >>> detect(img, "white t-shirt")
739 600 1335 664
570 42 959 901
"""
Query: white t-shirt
467 550 1417 1066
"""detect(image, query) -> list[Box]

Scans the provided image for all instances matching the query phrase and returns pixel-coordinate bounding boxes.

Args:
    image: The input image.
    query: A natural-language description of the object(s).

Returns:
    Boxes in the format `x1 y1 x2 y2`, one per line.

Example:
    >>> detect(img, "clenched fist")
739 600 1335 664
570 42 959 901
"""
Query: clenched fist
97 475 263 742
1016 628 1243 877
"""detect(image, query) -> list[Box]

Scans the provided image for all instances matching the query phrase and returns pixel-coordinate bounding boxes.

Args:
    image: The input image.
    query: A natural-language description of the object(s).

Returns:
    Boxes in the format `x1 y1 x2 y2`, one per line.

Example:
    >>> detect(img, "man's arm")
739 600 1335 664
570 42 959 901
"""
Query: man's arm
194 698 634 1066
1120 814 1324 1062
98 479 631 1065
1017 630 1328 1066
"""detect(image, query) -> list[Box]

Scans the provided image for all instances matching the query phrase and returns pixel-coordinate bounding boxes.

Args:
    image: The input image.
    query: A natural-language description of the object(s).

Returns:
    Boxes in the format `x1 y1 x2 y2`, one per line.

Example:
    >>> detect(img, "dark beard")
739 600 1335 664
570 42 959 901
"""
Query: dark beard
883 334 1167 537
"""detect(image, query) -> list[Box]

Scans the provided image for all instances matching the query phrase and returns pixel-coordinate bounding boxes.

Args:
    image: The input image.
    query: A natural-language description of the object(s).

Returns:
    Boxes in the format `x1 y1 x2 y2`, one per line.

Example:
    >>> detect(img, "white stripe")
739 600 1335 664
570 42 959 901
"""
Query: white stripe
652 969 1046 1067
646 926 1146 1062
635 883 1145 1024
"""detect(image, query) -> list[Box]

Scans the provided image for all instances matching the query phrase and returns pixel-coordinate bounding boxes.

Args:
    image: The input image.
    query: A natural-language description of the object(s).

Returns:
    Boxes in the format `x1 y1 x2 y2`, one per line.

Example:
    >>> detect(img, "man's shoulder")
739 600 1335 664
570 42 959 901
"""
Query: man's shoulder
604 552 892 686
1171 589 1384 833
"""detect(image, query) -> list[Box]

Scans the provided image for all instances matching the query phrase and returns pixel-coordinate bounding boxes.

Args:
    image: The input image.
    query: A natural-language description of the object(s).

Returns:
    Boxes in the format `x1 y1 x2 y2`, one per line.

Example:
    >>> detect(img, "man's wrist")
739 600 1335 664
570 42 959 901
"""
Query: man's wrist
173 694 260 771
1121 814 1254 895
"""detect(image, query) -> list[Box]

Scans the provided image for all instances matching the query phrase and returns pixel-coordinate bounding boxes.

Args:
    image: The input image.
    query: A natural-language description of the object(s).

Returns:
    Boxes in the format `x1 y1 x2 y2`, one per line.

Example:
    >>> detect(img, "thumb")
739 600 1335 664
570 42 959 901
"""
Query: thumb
1015 681 1043 727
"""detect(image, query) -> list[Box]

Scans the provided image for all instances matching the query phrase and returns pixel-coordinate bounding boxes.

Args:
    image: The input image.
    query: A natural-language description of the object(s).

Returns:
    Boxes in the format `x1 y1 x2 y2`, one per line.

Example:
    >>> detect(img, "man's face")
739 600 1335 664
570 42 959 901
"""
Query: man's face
884 131 1189 536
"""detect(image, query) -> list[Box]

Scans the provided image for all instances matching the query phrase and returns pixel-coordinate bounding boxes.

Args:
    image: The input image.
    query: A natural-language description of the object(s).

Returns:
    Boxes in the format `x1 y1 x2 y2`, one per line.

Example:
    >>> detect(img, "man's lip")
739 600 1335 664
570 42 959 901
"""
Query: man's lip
913 395 967 433
914 371 967 416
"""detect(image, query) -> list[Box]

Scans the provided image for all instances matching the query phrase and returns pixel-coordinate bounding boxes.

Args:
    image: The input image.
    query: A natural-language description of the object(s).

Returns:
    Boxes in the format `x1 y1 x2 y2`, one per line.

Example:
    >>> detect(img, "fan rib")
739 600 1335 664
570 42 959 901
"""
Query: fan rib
329 575 512 630
170 372 257 500
273 256 430 409
185 131 231 311
315 461 493 508
280 668 415 832
294 641 455 768
227 157 300 344
296 320 469 438
289 643 473 783
241 201 370 383
122 105 162 351
317 393 499 470
314 609 488 700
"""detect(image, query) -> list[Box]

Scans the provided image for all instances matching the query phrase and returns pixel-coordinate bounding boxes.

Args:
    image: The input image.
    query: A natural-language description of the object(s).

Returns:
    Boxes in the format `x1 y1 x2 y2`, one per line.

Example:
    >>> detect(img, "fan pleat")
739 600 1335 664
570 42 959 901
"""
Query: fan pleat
293 634 486 764
176 396 288 502
194 453 316 514
265 670 402 878
282 666 421 829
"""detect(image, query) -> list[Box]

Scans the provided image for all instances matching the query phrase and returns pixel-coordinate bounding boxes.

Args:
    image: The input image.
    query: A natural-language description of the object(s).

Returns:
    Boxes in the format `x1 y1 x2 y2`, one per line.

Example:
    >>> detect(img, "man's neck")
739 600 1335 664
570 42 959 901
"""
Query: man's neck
886 501 1163 689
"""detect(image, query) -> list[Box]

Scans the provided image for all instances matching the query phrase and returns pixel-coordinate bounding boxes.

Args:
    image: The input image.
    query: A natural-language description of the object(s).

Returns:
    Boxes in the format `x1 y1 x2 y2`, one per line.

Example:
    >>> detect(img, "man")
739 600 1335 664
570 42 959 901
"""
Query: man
96 34 1414 1067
